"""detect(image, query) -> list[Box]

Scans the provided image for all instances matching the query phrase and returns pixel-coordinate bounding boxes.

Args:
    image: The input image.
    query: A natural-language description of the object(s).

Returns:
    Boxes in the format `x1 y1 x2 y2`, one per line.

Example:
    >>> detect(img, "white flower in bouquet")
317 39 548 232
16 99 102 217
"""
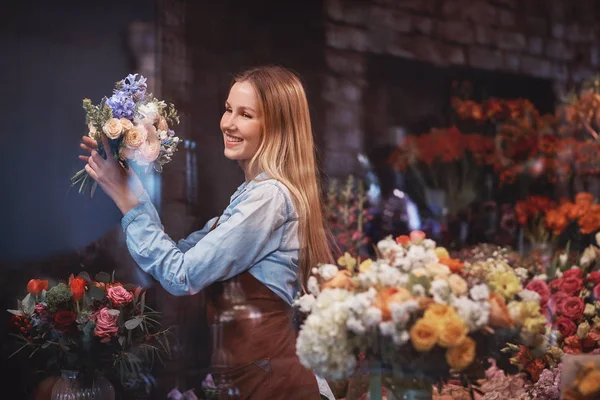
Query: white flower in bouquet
513 267 529 283
136 127 161 165
137 102 160 123
317 264 339 281
295 294 316 313
422 238 436 249
378 320 397 336
346 317 366 335
430 279 451 304
376 236 400 257
88 122 97 137
412 284 426 297
390 299 419 326
307 276 320 296
453 296 490 332
103 118 123 139
469 284 489 301
363 307 383 327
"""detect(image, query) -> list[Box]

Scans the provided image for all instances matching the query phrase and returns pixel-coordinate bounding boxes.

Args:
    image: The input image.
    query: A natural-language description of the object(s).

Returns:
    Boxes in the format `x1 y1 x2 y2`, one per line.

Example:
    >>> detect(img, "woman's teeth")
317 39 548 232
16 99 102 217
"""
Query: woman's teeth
227 135 243 142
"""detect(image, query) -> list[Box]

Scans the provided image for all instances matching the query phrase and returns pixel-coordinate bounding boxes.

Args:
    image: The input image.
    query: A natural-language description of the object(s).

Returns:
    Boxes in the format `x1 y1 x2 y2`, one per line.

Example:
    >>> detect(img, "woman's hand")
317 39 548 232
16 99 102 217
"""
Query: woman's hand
79 135 144 215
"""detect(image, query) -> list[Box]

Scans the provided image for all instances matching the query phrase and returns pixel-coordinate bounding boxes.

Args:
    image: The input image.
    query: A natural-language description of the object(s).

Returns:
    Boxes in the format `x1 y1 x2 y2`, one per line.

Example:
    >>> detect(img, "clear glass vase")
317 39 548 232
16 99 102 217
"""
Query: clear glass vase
51 370 115 400
346 360 433 400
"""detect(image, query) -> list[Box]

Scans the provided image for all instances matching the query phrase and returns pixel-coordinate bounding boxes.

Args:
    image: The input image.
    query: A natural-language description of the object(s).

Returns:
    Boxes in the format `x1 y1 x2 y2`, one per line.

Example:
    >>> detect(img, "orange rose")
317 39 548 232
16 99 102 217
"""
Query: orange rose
374 287 412 321
575 192 594 207
579 205 600 234
322 270 355 291
438 317 468 348
445 337 476 371
27 279 49 295
396 235 410 245
69 275 87 301
488 292 514 328
410 318 439 352
438 257 464 273
423 303 457 323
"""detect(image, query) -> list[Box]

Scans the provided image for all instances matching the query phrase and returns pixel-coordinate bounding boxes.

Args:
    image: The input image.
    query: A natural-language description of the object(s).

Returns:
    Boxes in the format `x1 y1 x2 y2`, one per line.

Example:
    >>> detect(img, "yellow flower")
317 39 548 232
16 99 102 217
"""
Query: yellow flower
523 315 547 336
435 247 450 259
488 271 521 299
337 252 357 272
410 318 439 352
358 258 373 273
447 275 468 296
423 304 457 325
446 337 476 371
438 317 468 348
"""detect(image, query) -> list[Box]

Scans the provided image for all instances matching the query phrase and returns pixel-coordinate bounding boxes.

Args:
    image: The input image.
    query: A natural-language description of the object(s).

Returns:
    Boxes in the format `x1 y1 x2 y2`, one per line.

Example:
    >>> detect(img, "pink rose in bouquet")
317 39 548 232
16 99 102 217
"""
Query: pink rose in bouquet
107 286 133 307
94 307 119 342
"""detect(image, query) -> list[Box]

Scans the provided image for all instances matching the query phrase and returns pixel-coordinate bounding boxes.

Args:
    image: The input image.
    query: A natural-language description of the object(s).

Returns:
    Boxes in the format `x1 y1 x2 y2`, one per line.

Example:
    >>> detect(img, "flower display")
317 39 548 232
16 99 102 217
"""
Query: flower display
71 73 181 196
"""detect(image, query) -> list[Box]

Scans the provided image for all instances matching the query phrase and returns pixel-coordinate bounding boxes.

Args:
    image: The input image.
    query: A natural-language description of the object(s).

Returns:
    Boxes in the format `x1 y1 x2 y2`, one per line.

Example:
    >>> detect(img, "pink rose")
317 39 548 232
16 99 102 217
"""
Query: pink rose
587 271 600 285
558 296 584 320
549 279 562 293
593 283 600 300
94 307 119 342
526 280 550 305
553 317 577 337
559 276 584 295
107 286 133 307
548 292 569 315
563 267 583 279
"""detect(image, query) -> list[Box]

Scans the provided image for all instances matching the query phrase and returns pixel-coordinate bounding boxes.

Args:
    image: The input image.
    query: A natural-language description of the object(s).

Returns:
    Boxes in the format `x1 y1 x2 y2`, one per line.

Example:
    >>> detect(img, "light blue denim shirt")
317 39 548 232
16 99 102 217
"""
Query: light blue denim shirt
121 173 301 305
121 174 336 399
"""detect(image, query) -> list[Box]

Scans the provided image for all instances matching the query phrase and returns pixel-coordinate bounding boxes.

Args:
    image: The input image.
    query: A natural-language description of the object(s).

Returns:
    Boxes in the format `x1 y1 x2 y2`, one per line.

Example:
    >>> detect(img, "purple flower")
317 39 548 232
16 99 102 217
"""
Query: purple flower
530 364 561 400
106 92 136 119
118 73 147 97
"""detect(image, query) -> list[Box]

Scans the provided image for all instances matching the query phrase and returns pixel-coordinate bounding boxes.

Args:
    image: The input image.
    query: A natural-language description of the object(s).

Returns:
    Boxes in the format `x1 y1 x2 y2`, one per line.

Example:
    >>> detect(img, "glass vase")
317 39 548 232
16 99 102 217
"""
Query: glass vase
51 370 115 400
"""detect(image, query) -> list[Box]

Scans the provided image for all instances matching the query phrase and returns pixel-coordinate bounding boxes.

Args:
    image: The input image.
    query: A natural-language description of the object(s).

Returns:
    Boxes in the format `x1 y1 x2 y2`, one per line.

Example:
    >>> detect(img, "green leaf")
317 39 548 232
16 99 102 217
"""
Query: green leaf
95 272 111 284
141 292 146 313
41 342 52 349
125 317 143 330
87 285 105 301
78 271 92 283
118 336 126 347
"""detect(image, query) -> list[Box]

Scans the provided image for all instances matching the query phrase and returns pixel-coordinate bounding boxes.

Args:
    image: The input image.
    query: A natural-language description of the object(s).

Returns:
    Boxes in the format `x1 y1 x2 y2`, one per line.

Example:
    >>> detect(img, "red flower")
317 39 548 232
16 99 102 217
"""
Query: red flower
27 279 49 295
53 311 77 333
526 280 550 305
396 235 410 245
559 276 584 296
554 317 577 337
581 336 597 352
69 275 87 301
593 283 600 300
525 359 546 382
409 230 426 243
563 267 584 279
558 296 584 320
563 335 582 354
549 279 563 293
587 271 600 285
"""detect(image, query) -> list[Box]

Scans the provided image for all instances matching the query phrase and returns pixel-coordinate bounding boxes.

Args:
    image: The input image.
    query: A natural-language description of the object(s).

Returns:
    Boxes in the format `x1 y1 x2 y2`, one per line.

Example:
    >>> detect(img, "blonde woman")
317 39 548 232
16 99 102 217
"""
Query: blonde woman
79 66 335 399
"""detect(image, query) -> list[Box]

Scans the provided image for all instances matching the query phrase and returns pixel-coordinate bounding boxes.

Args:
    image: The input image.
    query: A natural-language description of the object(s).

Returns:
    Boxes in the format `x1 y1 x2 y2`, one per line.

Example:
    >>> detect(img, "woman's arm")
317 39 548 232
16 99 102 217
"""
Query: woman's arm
122 183 287 296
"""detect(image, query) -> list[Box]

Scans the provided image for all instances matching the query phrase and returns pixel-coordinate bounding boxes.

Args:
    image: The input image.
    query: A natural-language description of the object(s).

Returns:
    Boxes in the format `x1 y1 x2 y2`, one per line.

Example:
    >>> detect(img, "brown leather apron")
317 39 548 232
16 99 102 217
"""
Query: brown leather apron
205 271 321 399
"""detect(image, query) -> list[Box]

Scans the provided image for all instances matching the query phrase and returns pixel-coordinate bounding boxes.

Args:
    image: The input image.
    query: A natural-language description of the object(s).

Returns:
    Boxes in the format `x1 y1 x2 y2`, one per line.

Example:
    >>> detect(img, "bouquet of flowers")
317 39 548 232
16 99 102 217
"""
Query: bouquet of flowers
71 73 181 196
295 231 545 389
7 271 173 391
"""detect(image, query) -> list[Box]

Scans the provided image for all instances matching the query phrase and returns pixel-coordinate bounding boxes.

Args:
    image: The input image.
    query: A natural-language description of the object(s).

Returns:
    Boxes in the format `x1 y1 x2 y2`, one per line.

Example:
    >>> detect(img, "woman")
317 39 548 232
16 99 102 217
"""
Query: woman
80 66 335 399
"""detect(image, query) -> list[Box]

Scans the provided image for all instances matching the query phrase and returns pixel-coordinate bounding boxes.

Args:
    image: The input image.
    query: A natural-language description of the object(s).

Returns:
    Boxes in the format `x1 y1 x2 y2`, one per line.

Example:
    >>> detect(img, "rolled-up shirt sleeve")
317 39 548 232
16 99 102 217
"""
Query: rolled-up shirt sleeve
121 183 287 296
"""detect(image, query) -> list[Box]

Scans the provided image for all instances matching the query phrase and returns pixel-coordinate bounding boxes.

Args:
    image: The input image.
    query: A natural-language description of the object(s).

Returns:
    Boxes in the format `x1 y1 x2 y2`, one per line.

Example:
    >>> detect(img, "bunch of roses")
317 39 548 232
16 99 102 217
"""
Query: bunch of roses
544 192 600 236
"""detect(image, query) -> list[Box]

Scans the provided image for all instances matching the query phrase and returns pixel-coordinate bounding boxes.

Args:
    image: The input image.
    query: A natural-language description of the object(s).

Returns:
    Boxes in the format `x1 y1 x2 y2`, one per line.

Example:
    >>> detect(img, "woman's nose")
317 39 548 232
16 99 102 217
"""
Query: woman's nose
222 113 236 131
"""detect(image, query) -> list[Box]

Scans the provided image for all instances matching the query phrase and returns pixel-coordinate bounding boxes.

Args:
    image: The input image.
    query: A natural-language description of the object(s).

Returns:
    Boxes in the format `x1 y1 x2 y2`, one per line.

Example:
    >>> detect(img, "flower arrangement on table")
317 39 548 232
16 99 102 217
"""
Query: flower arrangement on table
295 230 545 397
7 271 173 392
71 73 181 197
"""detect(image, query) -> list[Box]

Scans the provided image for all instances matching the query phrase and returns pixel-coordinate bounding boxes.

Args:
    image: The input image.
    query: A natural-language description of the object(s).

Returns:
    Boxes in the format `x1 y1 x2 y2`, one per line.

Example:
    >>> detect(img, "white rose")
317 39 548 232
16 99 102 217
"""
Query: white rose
137 102 159 123
102 118 123 139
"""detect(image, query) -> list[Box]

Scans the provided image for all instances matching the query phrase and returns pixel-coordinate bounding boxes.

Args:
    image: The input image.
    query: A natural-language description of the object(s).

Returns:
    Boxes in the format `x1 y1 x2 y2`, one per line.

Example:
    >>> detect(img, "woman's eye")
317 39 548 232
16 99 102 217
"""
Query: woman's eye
243 113 251 118
225 107 232 113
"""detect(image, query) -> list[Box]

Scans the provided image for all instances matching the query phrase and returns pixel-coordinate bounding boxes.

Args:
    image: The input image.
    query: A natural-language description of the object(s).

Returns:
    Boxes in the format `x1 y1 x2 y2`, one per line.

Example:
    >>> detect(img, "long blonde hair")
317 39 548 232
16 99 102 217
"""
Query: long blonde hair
234 66 334 289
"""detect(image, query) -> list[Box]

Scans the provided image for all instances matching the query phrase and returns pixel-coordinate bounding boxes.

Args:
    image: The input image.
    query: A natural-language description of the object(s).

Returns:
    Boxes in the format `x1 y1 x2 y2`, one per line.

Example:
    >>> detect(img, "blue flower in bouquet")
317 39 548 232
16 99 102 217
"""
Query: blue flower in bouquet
119 73 147 97
106 91 136 119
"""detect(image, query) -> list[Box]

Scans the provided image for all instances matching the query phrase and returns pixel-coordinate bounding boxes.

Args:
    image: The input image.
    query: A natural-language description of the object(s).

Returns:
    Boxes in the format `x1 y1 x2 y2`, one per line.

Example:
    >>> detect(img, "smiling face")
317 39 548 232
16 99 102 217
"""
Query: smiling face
220 81 263 169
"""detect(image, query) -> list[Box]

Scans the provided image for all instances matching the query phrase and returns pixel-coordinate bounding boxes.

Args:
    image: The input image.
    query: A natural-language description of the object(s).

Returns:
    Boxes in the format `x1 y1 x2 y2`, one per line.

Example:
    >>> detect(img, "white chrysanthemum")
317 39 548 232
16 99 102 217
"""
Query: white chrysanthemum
430 279 451 304
363 307 382 327
296 289 356 380
390 299 419 326
376 236 399 257
377 264 405 286
393 257 413 272
469 284 490 302
514 267 529 283
318 264 339 281
307 276 320 296
422 239 436 249
532 274 548 281
295 294 316 313
412 284 426 297
519 289 541 303
453 296 490 332
346 317 366 335
378 320 397 337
